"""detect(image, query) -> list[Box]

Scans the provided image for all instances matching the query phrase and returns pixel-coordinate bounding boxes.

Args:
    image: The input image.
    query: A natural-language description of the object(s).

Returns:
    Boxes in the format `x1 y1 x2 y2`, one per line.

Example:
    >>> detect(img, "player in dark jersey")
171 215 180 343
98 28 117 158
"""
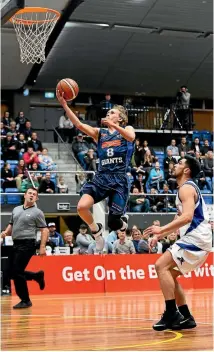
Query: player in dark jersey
56 90 135 250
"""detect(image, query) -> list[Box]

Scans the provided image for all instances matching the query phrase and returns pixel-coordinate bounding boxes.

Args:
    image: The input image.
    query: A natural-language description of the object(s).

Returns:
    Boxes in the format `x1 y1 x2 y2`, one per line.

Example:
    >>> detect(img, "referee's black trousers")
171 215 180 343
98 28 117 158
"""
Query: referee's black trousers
8 239 37 302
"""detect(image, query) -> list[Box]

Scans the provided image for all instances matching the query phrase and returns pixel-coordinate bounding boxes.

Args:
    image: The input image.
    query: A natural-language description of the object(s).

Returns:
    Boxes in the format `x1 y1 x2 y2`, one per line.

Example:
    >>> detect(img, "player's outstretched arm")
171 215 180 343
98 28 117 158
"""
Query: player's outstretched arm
56 90 99 142
102 118 135 142
144 185 196 241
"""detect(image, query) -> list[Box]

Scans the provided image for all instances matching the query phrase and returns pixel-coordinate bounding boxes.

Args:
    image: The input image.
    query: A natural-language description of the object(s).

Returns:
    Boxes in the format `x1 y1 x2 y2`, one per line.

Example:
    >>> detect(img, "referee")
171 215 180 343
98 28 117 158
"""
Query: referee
1 187 49 309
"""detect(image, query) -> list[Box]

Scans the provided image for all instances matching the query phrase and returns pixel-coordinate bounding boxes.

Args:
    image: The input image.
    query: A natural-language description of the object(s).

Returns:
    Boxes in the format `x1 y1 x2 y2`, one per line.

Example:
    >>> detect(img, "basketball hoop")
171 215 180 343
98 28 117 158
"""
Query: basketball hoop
10 7 60 64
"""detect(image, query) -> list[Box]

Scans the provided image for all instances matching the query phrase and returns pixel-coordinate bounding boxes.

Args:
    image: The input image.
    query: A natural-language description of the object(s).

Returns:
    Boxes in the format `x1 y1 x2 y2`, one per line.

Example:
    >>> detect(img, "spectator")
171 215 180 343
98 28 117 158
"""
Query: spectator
76 224 94 254
38 148 56 171
159 184 176 211
134 138 143 167
1 162 16 190
63 230 76 254
84 149 97 172
1 121 8 139
195 169 208 191
9 121 18 140
175 85 191 129
100 94 114 110
203 151 213 192
142 140 156 159
201 139 213 156
178 136 190 155
112 229 135 254
134 172 145 193
15 111 29 133
27 132 43 154
162 232 178 253
195 151 203 166
38 172 55 193
24 121 33 140
166 139 179 156
20 174 39 192
48 223 64 247
88 240 111 254
132 229 142 254
142 150 154 175
57 176 68 193
75 173 86 194
23 147 39 168
148 161 164 190
58 112 75 143
148 188 161 212
129 186 150 212
2 132 19 161
14 159 27 189
163 150 177 172
189 137 202 155
72 133 89 168
31 163 43 183
165 161 177 191
17 133 28 157
138 231 162 254
153 220 160 227
2 111 11 128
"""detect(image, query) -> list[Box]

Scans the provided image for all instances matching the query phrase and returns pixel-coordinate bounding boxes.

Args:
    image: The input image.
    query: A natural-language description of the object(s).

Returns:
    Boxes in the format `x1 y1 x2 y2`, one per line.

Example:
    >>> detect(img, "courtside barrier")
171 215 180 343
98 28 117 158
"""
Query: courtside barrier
12 254 214 295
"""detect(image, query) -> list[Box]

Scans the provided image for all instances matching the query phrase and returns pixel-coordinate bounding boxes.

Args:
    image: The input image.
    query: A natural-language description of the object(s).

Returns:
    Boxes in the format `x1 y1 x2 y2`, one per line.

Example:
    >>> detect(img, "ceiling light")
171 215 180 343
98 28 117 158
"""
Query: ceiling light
65 22 109 29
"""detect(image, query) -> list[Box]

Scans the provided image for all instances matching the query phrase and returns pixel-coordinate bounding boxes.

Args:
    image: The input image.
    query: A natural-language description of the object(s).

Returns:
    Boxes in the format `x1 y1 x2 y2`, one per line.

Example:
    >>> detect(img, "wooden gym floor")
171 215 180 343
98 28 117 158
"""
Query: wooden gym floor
1 289 213 351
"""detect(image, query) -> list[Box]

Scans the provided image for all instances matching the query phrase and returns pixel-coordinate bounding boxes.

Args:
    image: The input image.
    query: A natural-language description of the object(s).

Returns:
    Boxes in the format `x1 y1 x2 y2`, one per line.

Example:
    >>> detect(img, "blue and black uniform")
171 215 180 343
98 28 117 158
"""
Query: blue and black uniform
81 128 134 217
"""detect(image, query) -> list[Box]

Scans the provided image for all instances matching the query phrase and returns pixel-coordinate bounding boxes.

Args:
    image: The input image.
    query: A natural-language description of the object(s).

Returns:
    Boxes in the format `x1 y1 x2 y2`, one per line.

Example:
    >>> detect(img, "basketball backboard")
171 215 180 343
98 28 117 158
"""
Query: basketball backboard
1 0 24 25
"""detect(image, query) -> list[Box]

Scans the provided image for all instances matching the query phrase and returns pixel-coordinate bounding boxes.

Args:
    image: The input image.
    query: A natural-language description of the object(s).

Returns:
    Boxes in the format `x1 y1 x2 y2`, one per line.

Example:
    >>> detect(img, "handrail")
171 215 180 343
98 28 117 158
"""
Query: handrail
50 123 83 170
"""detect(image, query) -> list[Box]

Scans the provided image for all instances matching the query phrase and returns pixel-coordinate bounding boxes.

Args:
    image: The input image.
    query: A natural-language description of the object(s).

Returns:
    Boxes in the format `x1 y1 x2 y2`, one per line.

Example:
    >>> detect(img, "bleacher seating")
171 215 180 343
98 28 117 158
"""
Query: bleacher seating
5 188 21 205
0 188 4 205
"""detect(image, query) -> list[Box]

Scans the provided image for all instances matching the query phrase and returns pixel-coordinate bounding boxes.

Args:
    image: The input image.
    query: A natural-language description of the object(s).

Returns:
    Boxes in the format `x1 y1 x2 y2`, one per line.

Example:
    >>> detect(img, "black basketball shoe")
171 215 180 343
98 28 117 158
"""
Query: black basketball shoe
153 310 184 331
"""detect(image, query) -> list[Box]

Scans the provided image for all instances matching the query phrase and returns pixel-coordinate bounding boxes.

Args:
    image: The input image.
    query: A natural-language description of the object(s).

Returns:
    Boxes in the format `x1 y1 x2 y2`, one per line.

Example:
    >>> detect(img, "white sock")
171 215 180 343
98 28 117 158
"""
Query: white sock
89 222 99 233
120 221 128 231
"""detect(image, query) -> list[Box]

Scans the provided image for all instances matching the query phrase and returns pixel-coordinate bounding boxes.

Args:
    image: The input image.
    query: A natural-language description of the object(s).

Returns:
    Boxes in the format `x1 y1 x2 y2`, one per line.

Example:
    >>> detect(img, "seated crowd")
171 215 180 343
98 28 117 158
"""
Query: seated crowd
74 135 213 210
32 221 180 255
1 111 213 209
0 111 62 194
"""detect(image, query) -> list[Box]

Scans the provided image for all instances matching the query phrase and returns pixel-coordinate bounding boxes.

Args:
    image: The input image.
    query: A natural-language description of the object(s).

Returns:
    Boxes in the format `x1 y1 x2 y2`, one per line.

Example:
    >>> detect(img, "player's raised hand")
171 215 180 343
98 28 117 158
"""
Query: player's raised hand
148 235 158 250
144 225 162 237
56 90 67 107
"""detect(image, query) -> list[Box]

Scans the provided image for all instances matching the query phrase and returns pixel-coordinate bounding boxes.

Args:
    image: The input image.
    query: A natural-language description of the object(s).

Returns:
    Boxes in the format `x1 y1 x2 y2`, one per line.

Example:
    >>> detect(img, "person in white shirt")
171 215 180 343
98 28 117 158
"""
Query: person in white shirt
58 112 75 143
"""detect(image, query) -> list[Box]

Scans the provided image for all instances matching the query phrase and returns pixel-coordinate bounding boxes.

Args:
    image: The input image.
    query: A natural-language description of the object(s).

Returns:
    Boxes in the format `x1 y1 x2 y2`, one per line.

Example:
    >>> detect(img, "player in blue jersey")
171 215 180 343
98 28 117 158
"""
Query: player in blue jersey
56 90 135 249
144 155 212 331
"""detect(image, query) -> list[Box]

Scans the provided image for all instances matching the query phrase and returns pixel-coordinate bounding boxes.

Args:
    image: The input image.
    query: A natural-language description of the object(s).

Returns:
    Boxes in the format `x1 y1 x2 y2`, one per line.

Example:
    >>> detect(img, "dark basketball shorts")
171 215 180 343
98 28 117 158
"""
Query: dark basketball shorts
80 173 130 215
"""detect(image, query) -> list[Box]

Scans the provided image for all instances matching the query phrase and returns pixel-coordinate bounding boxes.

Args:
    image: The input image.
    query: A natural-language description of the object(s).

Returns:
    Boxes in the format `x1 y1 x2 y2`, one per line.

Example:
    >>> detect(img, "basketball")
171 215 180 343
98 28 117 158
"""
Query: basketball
56 78 79 101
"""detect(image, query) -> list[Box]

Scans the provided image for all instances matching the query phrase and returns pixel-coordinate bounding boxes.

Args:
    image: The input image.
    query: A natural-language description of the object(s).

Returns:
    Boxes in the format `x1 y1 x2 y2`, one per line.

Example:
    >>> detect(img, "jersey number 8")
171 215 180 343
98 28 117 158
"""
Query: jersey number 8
107 148 114 157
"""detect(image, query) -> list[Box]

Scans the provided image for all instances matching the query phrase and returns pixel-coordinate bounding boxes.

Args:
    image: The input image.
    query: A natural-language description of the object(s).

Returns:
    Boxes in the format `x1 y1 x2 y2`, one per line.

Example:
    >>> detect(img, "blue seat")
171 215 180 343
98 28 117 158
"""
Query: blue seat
0 188 4 205
0 160 4 167
204 196 213 205
5 188 21 205
200 130 211 142
192 131 201 141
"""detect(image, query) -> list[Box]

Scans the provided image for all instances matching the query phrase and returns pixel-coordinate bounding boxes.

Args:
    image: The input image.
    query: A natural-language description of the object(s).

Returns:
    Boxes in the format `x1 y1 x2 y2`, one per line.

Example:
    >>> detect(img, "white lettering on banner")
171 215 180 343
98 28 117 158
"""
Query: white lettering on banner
61 263 213 283
148 265 158 279
94 266 106 281
119 267 127 280
62 267 90 282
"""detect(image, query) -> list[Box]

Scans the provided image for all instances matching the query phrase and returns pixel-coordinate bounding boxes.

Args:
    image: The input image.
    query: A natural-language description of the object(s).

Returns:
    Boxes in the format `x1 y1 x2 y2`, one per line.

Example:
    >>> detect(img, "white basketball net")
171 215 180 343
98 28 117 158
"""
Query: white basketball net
10 9 59 64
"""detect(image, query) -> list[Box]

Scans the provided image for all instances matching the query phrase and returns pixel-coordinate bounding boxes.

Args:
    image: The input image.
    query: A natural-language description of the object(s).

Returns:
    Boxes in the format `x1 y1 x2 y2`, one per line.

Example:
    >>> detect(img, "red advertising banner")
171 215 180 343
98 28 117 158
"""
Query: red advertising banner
12 253 214 295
